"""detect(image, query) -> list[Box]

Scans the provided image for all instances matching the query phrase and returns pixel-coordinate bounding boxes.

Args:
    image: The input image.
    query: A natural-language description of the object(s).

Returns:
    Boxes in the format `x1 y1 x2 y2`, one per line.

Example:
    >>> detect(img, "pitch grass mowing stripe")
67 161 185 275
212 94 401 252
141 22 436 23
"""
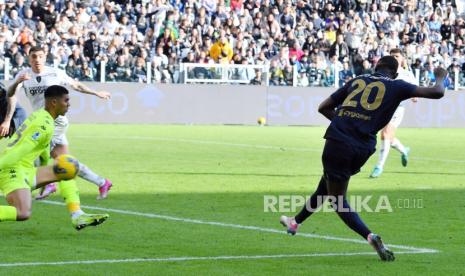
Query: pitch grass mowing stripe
41 200 439 254
0 251 438 267
75 135 465 163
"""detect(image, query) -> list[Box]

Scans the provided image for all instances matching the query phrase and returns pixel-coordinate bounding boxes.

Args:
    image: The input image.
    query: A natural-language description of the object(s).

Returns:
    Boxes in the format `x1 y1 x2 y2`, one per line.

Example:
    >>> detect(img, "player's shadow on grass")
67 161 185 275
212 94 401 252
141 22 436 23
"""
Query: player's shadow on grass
388 171 465 176
129 171 321 178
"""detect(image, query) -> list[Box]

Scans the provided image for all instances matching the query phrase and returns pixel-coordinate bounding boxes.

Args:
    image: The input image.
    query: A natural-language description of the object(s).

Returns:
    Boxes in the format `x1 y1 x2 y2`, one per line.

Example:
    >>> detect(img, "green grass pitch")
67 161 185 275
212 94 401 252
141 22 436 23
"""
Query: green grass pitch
1 125 464 275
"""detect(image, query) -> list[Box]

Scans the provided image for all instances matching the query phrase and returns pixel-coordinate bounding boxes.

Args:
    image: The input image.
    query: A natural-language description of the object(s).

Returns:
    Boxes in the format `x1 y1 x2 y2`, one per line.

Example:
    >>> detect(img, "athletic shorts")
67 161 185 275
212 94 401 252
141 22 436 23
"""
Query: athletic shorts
12 104 27 131
322 139 375 182
0 166 37 196
389 106 405 128
51 115 69 149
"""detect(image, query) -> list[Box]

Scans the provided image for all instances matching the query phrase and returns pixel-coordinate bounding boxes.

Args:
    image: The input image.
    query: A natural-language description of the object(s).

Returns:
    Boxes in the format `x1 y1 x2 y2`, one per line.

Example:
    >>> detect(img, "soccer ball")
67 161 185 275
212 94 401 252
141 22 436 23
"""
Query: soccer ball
53 154 80 180
257 116 266 125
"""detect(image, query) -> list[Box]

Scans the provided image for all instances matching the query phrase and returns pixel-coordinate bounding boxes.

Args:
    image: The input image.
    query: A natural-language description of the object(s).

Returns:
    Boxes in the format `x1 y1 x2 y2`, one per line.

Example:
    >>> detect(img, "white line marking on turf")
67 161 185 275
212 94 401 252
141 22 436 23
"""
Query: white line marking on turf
40 200 438 254
75 135 465 163
0 251 435 267
76 135 321 153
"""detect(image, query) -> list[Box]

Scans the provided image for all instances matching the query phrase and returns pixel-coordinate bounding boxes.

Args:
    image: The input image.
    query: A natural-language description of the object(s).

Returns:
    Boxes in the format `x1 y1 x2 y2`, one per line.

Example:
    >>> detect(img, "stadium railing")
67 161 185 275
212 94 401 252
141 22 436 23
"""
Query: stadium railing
179 63 270 85
1 58 459 91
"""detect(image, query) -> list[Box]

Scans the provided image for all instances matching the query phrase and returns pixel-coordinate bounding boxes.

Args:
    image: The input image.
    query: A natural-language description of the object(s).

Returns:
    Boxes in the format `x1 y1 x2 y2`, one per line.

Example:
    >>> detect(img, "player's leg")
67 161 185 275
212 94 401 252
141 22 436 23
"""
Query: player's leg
325 178 393 261
4 189 32 221
338 144 395 261
33 159 110 230
280 176 328 235
55 179 108 230
0 168 33 222
37 117 113 200
370 124 394 178
389 106 409 166
51 133 113 200
326 178 372 239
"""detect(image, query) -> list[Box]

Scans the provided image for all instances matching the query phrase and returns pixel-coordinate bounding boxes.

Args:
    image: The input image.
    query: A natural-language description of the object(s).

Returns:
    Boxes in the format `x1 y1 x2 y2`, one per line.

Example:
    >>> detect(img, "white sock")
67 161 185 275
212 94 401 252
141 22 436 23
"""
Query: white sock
391 138 406 154
376 139 391 168
71 210 84 219
78 163 106 187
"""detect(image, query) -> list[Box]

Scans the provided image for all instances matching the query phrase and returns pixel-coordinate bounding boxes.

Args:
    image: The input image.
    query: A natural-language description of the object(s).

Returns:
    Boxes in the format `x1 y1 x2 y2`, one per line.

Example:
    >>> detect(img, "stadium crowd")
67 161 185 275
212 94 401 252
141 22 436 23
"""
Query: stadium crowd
0 0 463 87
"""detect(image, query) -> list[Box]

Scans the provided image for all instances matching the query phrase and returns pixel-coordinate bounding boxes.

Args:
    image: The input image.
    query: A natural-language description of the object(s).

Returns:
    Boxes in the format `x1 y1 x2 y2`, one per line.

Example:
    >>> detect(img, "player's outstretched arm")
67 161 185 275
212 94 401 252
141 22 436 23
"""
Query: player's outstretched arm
0 95 16 137
7 73 30 97
318 97 338 121
69 79 111 100
411 67 447 99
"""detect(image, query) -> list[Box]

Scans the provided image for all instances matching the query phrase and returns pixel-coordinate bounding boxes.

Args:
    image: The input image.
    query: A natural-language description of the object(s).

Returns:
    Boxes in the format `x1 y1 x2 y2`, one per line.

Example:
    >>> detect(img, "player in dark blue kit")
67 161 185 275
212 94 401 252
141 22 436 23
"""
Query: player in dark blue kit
280 56 447 261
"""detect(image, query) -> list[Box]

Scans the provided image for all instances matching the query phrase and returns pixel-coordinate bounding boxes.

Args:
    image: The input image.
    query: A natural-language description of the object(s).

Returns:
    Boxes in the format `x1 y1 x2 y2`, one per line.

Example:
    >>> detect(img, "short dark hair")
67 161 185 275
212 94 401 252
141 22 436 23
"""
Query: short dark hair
45 85 69 98
375 56 399 74
389 48 402 55
29 46 45 54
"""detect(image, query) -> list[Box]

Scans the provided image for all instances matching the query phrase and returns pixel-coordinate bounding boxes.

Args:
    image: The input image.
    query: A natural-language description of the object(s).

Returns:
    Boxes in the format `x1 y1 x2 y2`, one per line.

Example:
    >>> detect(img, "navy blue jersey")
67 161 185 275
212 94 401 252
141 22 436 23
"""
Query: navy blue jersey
324 73 417 150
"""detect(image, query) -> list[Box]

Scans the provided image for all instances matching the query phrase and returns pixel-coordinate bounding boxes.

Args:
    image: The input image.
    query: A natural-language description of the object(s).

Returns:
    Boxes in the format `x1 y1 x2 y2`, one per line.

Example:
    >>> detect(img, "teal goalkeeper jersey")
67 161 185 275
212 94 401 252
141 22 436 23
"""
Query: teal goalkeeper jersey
0 109 54 169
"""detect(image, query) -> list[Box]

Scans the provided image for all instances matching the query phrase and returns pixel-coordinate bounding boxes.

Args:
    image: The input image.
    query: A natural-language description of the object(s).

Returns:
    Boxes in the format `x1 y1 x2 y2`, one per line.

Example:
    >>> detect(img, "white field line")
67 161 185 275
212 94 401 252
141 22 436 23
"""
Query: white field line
75 135 322 152
0 251 433 267
75 135 465 164
40 200 439 254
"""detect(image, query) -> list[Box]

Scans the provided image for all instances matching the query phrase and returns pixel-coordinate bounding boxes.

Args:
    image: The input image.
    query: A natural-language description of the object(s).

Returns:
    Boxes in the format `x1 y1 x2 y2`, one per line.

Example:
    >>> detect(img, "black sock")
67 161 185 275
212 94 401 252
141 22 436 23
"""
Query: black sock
295 176 327 224
333 197 371 240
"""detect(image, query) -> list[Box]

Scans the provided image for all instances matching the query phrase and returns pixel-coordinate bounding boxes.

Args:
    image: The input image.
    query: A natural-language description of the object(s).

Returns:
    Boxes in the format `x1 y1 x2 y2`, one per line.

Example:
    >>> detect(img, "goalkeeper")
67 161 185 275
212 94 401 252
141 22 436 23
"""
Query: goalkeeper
0 85 108 230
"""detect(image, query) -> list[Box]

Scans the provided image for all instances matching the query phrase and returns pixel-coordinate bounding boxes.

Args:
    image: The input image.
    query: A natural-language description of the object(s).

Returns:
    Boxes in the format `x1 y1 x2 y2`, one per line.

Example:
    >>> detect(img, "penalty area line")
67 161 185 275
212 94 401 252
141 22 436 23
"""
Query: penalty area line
40 200 439 254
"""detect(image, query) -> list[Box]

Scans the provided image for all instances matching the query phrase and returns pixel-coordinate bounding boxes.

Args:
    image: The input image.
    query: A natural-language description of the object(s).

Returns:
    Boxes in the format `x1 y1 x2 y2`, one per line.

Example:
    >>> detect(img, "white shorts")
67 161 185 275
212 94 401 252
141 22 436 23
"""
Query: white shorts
51 115 69 149
389 106 405 128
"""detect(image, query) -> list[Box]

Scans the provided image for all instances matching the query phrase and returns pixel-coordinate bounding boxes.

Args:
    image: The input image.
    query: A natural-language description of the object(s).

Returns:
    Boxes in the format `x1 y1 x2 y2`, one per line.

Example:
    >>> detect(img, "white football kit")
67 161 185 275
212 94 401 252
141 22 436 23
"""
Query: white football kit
15 66 75 147
390 67 418 127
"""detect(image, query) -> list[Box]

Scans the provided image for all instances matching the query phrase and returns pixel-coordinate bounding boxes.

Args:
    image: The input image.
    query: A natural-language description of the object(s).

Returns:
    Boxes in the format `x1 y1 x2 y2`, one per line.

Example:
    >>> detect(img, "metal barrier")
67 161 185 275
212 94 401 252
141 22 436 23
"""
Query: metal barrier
2 58 458 91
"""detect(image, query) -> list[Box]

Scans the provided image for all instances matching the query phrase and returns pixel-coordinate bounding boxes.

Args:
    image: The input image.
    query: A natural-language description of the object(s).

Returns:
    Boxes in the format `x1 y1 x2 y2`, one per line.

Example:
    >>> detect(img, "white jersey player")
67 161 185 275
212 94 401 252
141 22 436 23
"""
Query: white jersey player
370 48 418 178
8 46 113 199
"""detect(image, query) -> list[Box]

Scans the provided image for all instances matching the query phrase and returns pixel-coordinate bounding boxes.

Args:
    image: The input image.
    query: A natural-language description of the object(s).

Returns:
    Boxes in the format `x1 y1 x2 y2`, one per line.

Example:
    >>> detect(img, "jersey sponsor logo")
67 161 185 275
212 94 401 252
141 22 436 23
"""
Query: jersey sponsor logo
338 109 372 121
28 86 48 96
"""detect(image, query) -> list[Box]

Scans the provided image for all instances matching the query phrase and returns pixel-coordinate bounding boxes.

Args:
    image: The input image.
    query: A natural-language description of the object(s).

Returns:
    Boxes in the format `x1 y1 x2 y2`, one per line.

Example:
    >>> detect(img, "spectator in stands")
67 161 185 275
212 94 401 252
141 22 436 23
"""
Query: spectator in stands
84 32 100 66
79 62 96 82
132 57 147 83
269 59 284 85
39 3 57 30
0 0 461 88
361 59 374 75
5 9 25 31
321 68 334 87
339 61 354 87
330 33 350 63
33 21 48 46
10 54 27 77
108 55 132 82
21 8 36 31
282 64 294 85
250 69 263 85
297 69 309 87
68 48 86 72
65 58 79 79
4 43 21 65
209 31 234 62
